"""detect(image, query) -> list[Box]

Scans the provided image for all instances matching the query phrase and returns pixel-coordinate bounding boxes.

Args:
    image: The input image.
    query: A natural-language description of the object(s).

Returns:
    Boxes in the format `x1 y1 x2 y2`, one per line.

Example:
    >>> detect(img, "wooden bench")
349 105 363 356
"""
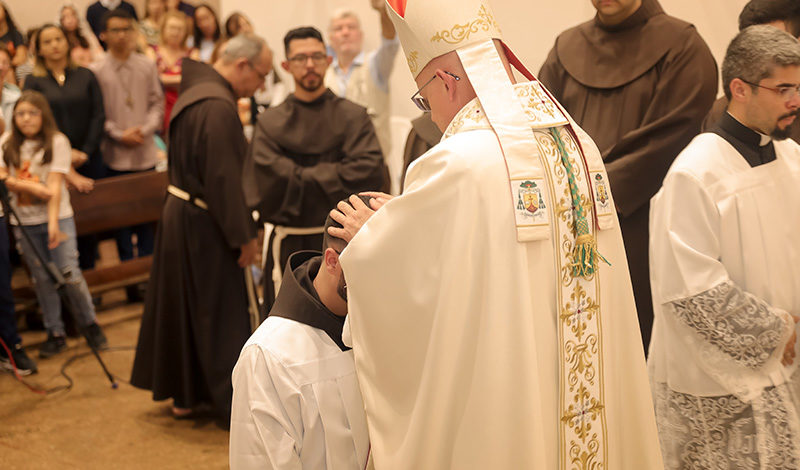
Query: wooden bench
69 170 168 294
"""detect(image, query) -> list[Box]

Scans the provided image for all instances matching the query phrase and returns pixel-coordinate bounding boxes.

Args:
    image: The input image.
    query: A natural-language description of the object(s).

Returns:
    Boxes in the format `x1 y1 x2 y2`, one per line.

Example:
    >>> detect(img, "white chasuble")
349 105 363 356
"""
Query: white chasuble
340 81 662 469
649 133 800 469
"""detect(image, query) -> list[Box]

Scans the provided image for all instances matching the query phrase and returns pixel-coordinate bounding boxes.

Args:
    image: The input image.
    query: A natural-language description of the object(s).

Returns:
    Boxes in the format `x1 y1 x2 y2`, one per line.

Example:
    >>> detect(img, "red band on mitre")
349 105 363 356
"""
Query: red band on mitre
386 0 407 17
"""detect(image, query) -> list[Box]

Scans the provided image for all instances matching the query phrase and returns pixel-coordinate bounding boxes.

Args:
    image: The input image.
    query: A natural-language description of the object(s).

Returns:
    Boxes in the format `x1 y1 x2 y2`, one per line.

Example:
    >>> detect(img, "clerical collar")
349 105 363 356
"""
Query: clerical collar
269 251 349 351
710 112 776 167
595 0 663 32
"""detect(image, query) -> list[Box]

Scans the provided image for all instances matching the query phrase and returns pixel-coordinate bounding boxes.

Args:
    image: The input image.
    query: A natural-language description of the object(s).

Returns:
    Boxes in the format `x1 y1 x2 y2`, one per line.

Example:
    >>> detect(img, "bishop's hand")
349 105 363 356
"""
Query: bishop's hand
328 194 377 244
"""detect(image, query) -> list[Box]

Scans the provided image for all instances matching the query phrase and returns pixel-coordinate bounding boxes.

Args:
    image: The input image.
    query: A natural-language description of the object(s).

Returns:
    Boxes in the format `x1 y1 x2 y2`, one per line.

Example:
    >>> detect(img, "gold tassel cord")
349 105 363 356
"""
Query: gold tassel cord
548 129 611 278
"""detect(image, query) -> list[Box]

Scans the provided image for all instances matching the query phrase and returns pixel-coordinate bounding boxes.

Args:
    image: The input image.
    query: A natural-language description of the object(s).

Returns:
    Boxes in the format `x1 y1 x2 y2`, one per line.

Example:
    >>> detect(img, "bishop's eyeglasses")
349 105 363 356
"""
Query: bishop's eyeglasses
741 80 800 101
411 71 461 112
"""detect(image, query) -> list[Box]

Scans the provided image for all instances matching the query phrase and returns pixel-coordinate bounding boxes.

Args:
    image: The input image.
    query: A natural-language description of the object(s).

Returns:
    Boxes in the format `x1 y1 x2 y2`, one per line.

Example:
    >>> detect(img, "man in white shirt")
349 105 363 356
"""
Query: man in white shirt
649 25 800 469
230 198 369 470
325 0 399 158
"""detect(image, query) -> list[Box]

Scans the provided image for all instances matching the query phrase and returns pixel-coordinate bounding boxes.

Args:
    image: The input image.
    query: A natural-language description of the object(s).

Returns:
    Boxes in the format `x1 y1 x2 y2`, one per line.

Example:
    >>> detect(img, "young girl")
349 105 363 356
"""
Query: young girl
0 90 107 358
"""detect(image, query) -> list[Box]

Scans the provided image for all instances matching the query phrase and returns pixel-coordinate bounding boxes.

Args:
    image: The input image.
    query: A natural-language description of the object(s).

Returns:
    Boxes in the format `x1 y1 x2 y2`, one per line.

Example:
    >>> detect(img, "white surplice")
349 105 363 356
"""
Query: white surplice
230 316 369 470
339 81 663 469
649 133 800 469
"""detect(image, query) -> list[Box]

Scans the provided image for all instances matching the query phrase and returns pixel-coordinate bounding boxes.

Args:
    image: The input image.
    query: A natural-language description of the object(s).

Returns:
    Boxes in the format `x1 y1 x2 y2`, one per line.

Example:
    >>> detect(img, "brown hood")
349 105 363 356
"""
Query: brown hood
554 0 696 89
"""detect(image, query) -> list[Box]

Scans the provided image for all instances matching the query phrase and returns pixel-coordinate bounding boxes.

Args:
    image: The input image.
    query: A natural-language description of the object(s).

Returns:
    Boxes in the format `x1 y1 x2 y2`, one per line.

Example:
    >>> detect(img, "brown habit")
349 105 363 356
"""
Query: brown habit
242 89 385 308
401 113 442 189
538 0 718 351
703 95 800 144
131 60 256 427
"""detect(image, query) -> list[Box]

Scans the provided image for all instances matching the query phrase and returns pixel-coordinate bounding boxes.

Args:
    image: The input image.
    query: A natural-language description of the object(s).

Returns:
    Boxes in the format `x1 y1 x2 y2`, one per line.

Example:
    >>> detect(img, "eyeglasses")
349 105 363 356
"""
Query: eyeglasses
742 79 800 101
411 71 460 112
287 53 327 66
13 109 42 118
107 26 133 34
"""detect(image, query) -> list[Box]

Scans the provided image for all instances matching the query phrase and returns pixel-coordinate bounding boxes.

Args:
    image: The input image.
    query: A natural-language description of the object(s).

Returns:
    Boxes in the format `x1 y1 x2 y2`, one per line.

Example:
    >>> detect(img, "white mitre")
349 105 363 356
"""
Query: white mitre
385 0 503 78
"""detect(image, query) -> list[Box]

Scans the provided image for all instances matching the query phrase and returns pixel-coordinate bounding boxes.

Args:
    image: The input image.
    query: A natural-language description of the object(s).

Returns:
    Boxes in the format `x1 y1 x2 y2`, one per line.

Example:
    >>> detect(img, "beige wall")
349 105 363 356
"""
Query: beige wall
220 0 748 121
8 0 219 35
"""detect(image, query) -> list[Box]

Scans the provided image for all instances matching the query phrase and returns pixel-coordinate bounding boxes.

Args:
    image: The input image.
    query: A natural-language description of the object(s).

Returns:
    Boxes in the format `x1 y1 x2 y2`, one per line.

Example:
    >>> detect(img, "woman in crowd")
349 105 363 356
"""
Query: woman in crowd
223 12 253 38
0 2 26 68
23 24 103 266
58 3 103 67
139 0 166 49
15 28 37 87
146 10 196 132
0 90 107 358
166 0 195 19
0 47 20 133
192 4 221 63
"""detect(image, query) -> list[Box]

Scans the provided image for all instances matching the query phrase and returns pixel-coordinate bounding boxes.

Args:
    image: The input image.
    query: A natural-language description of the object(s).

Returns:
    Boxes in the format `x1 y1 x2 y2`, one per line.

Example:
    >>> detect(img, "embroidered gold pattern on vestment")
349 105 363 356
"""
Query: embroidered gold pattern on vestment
407 51 420 75
537 127 608 470
430 5 500 45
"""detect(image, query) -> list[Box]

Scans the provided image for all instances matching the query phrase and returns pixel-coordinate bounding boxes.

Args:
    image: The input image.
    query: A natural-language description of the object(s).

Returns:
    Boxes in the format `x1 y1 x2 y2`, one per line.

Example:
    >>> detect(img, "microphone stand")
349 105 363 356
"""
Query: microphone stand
0 179 117 388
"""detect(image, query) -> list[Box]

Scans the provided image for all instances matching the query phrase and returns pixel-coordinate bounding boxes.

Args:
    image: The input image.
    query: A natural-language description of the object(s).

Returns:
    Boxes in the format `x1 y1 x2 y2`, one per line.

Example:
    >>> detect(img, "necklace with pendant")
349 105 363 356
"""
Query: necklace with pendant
54 72 66 86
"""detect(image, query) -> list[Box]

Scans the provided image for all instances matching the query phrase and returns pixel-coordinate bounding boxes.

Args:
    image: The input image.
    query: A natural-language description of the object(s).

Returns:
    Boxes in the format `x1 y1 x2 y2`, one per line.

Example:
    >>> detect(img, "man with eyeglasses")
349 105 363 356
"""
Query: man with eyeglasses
702 0 800 144
230 196 370 470
91 8 164 302
243 26 385 313
327 0 662 467
131 33 269 428
648 26 800 469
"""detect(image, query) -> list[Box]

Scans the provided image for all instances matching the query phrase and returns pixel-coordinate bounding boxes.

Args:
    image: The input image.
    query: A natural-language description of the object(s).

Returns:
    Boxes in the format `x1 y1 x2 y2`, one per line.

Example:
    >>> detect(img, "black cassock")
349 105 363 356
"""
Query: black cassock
131 60 255 427
243 89 386 310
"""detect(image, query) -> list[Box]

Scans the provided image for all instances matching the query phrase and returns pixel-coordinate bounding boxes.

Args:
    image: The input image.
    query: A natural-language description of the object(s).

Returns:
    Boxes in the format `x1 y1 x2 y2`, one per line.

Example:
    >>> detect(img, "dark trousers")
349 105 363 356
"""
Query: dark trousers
104 166 156 261
0 217 21 347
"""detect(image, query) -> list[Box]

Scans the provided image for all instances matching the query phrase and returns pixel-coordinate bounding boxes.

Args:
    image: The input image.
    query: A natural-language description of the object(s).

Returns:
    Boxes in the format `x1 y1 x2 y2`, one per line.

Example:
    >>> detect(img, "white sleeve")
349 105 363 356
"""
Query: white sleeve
230 345 304 470
650 170 795 395
369 37 399 93
0 133 9 169
49 134 72 175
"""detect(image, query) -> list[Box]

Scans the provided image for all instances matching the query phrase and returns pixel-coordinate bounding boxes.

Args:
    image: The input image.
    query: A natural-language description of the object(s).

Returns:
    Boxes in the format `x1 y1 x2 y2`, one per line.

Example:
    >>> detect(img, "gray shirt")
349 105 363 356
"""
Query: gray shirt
91 52 164 171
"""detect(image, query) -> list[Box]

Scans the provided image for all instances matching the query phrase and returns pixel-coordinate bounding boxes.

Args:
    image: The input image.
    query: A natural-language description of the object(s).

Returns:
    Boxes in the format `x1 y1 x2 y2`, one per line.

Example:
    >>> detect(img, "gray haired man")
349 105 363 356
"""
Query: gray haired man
131 34 271 427
649 25 800 469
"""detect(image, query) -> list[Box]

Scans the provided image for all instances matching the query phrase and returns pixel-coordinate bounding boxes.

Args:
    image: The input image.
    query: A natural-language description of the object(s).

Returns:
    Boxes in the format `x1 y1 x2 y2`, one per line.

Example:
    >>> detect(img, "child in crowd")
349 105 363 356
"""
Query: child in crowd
0 90 107 358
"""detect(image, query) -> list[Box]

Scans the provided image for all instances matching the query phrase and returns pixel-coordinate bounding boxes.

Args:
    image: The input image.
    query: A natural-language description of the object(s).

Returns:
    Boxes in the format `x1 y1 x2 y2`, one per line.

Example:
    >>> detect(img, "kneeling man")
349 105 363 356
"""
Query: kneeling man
229 198 369 469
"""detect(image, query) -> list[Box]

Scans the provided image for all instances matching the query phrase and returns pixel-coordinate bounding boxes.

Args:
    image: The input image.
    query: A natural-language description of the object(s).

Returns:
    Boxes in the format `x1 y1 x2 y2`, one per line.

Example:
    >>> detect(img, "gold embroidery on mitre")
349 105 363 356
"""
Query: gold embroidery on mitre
430 5 500 45
407 50 420 75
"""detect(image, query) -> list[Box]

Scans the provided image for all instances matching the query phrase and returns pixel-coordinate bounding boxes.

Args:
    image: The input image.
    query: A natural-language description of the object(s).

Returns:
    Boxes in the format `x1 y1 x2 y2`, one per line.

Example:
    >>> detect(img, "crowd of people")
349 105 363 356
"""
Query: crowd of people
2 0 800 469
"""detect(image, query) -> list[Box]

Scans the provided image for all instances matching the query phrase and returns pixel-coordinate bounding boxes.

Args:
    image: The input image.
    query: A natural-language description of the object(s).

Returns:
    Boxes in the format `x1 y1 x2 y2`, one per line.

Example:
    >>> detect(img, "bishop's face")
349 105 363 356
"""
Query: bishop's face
592 0 643 25
745 65 800 140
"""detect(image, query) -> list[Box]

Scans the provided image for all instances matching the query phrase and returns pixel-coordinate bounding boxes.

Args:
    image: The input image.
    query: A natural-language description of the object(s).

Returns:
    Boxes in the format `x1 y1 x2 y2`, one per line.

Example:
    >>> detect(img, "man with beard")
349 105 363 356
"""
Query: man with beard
649 26 800 469
243 26 385 310
229 197 370 470
131 34 267 427
702 0 800 144
537 0 718 352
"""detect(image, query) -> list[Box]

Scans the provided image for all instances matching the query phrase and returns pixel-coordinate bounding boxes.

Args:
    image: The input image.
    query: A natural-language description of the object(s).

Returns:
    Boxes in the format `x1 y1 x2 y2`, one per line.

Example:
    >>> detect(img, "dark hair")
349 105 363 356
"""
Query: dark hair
26 27 39 49
322 195 372 253
0 43 11 61
739 0 800 37
3 90 60 168
224 12 248 38
0 2 22 42
193 4 221 48
101 8 135 32
60 5 90 49
33 24 75 77
283 26 324 56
